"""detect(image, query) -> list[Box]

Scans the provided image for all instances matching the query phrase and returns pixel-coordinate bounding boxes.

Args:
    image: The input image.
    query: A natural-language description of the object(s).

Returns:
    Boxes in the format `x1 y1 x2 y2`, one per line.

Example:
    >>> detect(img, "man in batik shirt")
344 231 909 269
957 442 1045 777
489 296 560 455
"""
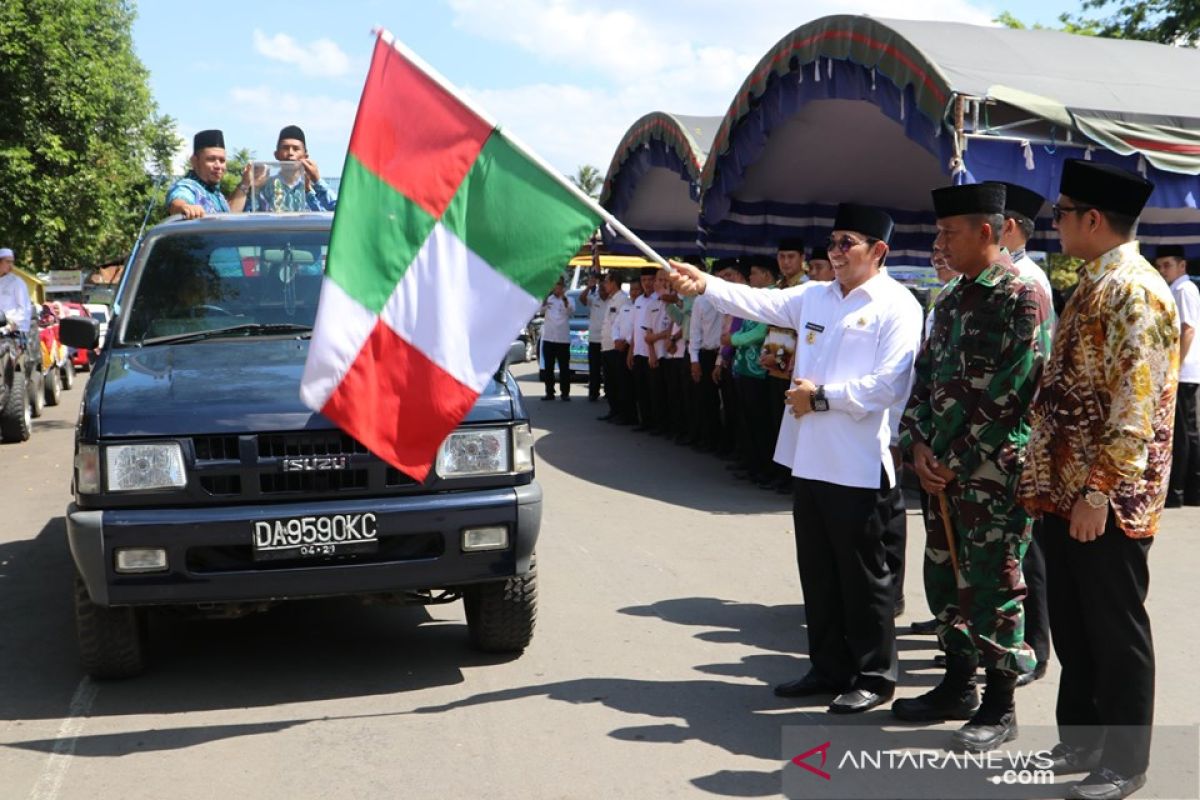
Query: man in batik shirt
249 125 338 212
896 183 1052 754
166 130 232 219
1019 159 1176 800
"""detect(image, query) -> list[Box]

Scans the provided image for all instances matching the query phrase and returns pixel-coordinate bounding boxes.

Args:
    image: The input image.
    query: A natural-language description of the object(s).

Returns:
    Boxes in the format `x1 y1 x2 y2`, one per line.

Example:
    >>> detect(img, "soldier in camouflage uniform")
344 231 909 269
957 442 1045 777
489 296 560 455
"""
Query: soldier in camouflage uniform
894 183 1052 753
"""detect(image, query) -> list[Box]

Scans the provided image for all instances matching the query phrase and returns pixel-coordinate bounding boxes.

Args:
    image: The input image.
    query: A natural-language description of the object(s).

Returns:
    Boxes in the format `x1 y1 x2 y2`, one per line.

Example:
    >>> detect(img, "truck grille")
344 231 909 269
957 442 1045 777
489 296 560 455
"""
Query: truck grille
259 431 368 458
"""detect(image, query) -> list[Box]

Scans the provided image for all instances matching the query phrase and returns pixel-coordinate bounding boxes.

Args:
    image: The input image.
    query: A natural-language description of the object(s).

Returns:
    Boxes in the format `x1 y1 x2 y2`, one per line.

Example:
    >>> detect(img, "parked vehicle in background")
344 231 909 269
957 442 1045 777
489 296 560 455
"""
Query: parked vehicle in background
37 304 74 404
537 288 589 380
0 312 36 442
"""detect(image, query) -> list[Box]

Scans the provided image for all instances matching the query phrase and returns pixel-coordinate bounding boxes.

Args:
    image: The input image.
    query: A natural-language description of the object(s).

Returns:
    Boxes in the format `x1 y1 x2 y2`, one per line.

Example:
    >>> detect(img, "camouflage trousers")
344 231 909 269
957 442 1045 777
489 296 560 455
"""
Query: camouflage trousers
922 474 1037 675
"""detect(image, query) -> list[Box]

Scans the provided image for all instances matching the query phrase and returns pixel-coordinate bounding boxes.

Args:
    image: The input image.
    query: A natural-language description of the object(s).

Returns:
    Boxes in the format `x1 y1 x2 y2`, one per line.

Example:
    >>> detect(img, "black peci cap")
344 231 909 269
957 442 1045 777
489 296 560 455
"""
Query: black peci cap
1154 244 1186 260
278 124 306 146
193 129 225 151
931 183 1006 218
995 182 1046 221
832 203 894 244
1060 159 1155 218
777 236 806 253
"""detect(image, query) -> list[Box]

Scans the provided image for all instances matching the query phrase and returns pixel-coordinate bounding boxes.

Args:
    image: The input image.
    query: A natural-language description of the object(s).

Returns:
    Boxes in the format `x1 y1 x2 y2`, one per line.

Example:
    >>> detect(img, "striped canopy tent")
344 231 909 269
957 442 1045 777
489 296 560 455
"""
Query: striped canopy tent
699 15 1200 263
600 112 722 256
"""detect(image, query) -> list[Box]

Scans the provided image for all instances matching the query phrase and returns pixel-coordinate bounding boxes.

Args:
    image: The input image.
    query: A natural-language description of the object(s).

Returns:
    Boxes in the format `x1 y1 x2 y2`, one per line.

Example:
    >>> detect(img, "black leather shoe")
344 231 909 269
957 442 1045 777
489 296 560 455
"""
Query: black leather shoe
1046 743 1102 775
829 686 894 714
560 396 571 402
1015 662 1047 687
910 618 938 635
540 395 555 401
774 672 847 698
1066 768 1146 800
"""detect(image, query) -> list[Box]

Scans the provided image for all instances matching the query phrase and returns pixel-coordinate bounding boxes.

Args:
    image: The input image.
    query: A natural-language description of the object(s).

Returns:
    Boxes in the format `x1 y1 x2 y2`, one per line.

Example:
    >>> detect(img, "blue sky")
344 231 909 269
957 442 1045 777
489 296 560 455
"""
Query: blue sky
132 0 1081 179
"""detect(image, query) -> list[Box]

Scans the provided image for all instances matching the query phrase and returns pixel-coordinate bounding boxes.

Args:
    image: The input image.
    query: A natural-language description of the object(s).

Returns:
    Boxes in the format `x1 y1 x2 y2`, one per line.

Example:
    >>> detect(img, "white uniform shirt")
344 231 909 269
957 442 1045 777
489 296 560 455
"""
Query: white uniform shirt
652 298 675 359
705 272 924 489
1012 251 1056 329
582 286 606 340
612 296 637 345
1171 274 1200 384
540 295 572 343
632 293 663 358
688 292 724 363
601 290 629 351
0 271 33 333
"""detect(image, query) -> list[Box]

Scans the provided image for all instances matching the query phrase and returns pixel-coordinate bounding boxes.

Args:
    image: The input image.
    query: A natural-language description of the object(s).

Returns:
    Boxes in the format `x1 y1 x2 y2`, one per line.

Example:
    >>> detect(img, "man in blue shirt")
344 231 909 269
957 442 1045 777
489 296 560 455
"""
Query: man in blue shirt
249 125 337 212
166 129 234 218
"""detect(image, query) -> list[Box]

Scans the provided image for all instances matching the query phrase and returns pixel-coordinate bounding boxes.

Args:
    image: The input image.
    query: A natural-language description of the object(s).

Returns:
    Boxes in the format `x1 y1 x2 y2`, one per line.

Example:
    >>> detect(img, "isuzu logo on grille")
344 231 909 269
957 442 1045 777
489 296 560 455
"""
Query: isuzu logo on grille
281 456 349 472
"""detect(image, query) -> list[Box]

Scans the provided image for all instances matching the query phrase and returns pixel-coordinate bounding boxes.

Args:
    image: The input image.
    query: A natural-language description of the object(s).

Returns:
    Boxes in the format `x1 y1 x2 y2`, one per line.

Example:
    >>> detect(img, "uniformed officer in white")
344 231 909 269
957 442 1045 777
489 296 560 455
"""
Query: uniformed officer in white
688 281 726 451
669 203 923 714
0 248 33 333
1155 244 1200 506
598 272 630 423
994 182 1054 310
539 277 573 400
628 268 662 431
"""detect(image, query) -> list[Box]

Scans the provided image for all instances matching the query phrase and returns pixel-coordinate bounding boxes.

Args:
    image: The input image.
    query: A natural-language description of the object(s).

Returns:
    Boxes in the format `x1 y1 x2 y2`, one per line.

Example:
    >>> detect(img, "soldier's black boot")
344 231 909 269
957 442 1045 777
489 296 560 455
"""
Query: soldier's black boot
952 669 1018 752
891 653 980 722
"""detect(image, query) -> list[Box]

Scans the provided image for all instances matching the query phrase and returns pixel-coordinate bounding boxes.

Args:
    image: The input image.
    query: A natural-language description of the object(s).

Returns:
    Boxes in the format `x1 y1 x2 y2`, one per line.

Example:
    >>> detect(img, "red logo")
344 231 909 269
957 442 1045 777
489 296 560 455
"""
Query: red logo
792 741 832 780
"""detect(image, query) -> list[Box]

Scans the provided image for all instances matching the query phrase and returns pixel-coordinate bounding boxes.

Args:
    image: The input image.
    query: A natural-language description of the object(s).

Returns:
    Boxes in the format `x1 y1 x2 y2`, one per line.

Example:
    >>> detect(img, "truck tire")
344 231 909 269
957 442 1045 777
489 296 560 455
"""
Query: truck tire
44 367 61 406
0 369 32 442
29 371 45 418
464 554 537 653
61 359 75 390
74 573 148 679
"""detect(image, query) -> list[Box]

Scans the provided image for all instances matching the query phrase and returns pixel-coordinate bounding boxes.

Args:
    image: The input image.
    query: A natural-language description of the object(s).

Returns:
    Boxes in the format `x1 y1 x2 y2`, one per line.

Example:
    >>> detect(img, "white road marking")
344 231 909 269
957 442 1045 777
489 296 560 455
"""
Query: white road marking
28 678 98 800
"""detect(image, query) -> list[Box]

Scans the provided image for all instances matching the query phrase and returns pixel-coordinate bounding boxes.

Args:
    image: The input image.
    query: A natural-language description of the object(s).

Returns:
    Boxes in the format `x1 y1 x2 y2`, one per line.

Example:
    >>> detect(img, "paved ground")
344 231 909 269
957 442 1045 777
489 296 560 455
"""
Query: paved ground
1 362 1197 799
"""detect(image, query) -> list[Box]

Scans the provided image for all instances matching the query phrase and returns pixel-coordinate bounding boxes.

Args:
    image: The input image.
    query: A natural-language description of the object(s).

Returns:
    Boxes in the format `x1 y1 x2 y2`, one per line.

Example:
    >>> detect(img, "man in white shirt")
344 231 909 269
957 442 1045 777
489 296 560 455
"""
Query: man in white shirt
1155 245 1200 506
611 280 641 424
539 277 573 401
670 203 923 714
598 272 630 423
688 274 725 451
579 269 607 402
0 248 32 334
628 268 663 432
995 182 1054 314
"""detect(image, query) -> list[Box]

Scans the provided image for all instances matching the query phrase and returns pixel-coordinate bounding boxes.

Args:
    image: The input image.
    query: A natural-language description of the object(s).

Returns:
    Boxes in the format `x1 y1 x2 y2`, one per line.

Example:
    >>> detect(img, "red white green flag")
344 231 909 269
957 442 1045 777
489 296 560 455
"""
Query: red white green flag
301 31 601 480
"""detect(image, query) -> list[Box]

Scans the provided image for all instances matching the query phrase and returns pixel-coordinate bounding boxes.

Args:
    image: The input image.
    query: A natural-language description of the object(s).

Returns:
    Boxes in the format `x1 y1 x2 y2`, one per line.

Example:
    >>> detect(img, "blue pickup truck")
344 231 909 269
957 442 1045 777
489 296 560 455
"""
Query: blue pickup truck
60 212 541 678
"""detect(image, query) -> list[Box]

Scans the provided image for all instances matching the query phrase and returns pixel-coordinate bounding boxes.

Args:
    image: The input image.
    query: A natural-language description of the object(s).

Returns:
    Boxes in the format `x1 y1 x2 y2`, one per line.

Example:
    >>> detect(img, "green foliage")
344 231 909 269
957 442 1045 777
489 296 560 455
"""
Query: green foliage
995 9 1103 35
0 0 180 270
220 148 256 198
1046 253 1084 290
1065 0 1200 45
569 164 602 198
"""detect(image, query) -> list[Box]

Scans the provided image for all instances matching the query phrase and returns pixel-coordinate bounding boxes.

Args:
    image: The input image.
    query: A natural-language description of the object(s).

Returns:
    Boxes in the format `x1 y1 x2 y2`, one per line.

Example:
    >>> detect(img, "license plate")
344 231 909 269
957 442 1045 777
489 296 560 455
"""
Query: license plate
252 512 379 561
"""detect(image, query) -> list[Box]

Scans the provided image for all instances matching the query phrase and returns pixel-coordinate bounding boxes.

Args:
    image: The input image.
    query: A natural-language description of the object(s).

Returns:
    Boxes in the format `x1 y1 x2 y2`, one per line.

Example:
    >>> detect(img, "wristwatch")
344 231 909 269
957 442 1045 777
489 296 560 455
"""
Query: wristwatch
1081 488 1109 510
811 384 829 413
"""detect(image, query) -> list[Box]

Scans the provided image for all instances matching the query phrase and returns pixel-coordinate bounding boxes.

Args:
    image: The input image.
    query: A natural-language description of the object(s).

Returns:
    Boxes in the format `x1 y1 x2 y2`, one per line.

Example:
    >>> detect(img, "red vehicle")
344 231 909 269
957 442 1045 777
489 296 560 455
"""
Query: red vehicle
36 302 77 404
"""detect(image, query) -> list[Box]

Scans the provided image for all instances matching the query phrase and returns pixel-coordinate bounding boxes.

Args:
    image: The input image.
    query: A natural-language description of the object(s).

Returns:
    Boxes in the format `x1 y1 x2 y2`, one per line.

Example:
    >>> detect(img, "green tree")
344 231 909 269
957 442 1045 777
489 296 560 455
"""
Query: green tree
994 9 1103 35
569 164 602 198
1064 0 1200 45
0 0 179 270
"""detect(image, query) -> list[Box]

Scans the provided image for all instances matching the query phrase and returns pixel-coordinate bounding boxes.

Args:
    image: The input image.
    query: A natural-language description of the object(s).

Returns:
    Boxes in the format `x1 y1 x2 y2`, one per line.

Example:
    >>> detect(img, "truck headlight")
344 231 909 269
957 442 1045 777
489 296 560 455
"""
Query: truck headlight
105 442 187 492
75 444 100 494
513 423 534 474
436 428 510 477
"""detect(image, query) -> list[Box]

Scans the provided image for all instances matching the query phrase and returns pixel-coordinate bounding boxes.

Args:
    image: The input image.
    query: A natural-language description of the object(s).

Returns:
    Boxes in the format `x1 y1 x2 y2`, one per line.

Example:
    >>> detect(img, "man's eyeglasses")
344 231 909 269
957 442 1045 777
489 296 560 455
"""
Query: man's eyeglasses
1051 203 1095 223
827 234 866 253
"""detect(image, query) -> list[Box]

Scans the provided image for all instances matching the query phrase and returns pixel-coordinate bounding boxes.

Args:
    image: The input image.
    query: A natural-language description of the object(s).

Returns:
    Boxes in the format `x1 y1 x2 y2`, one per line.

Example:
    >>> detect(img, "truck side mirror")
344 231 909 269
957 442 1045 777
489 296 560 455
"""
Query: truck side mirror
60 316 100 350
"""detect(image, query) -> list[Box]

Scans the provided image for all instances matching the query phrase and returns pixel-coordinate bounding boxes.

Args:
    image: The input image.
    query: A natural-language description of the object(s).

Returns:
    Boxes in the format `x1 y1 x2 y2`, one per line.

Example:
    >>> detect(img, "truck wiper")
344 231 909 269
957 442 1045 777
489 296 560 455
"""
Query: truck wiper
139 323 313 346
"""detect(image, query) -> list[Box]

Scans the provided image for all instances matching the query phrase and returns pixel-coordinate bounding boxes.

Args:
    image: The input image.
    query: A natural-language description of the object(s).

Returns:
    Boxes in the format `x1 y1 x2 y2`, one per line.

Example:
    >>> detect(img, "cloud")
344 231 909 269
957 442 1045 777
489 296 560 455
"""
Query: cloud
252 30 352 77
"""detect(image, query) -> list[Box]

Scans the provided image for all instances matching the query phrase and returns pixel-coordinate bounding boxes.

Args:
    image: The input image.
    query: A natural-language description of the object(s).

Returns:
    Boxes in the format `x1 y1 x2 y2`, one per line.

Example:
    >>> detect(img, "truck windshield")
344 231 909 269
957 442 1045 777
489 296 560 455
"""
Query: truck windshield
122 230 329 345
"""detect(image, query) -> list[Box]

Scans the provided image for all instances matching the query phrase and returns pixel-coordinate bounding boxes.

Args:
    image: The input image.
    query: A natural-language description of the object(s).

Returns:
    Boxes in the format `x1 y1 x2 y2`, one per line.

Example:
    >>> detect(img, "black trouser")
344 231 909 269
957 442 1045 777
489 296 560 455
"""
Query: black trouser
632 355 653 428
662 357 688 437
690 349 722 449
1169 382 1200 505
541 340 571 397
767 376 791 478
1022 520 1050 669
1042 511 1154 776
587 341 603 401
602 348 633 420
718 366 740 456
649 358 669 432
734 374 772 477
880 479 906 614
792 470 898 692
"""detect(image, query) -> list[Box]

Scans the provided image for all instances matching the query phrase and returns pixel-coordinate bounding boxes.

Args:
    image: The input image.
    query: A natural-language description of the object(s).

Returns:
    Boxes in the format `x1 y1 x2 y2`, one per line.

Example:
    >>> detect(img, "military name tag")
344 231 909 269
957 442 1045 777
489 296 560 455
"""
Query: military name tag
804 321 824 345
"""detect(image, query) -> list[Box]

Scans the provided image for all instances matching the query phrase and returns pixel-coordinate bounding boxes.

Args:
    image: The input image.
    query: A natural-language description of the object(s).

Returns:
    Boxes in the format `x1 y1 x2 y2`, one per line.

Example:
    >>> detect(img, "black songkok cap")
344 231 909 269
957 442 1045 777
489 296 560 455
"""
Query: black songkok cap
712 256 739 273
1060 159 1154 218
808 246 829 262
278 125 306 146
748 255 780 277
931 183 1006 218
777 236 806 253
1155 244 1186 260
640 267 658 277
832 203 895 244
193 129 225 152
996 182 1046 221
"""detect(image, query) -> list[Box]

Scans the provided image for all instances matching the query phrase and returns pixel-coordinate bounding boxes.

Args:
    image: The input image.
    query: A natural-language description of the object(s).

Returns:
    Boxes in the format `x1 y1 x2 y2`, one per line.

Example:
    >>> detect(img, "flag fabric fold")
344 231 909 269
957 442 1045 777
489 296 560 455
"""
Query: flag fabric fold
301 31 601 480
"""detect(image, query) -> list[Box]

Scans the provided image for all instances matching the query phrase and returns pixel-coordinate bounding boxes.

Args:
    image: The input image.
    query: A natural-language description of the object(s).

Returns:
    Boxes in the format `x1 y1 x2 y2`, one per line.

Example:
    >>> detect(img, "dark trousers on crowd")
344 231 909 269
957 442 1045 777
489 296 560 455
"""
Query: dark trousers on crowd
662 357 688 437
632 355 653 428
587 341 603 401
1022 521 1051 670
735 375 773 477
691 349 722 450
718 369 741 457
541 340 571 398
792 469 898 692
767 376 791 479
1169 382 1200 505
880 480 907 614
649 360 669 432
602 348 634 421
1041 511 1154 776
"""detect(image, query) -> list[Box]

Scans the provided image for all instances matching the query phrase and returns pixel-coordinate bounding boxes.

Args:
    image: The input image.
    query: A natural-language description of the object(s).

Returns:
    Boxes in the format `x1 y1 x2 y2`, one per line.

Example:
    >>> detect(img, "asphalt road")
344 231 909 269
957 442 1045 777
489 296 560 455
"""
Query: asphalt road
1 362 1197 799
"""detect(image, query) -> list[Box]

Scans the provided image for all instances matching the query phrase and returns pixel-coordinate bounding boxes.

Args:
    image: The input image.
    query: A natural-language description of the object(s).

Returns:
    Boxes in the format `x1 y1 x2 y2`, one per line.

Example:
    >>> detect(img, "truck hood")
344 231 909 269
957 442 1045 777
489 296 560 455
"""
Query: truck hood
97 338 515 437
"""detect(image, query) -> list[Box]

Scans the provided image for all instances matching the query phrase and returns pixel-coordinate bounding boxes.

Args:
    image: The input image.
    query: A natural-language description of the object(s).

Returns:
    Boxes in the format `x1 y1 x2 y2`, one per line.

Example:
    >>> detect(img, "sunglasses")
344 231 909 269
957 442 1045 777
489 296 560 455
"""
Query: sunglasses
826 234 867 253
1051 203 1095 223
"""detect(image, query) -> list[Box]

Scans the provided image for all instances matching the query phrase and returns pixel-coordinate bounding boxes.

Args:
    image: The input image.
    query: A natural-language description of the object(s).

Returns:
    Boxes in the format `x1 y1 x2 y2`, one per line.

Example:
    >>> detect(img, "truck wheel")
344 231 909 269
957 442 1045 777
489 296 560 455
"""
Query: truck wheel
44 367 61 406
0 370 32 442
29 371 45 418
61 359 75 390
74 573 148 679
464 554 537 653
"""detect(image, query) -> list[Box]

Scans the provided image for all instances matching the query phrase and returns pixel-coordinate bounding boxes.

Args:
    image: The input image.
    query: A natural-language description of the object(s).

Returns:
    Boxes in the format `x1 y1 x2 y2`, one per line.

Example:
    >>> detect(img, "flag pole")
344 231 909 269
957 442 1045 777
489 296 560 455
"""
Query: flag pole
374 28 674 271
